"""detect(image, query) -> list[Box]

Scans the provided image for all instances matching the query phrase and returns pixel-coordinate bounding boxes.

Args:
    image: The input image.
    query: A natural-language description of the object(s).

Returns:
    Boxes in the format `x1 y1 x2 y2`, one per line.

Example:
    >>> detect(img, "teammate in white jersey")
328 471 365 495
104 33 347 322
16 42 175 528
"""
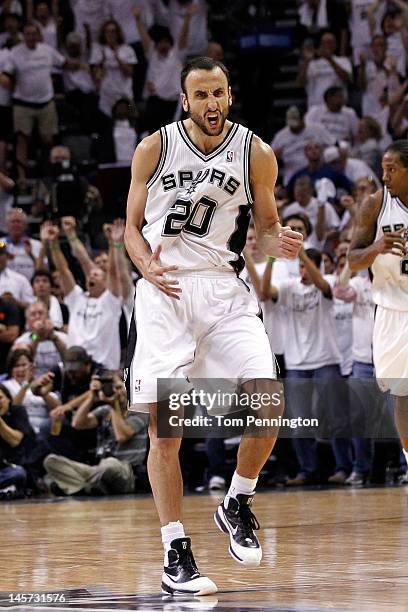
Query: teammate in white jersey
124 56 302 596
348 140 408 468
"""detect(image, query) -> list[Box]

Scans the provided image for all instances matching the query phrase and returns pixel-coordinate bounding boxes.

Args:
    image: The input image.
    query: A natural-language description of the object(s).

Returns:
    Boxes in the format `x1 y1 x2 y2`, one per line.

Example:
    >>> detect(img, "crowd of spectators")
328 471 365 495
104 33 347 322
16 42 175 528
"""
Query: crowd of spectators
0 0 407 500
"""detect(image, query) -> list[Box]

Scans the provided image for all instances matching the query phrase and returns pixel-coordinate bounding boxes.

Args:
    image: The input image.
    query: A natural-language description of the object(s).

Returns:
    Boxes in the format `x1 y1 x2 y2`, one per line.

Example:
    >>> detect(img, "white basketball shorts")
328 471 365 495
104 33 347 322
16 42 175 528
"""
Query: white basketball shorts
125 273 276 410
373 305 408 397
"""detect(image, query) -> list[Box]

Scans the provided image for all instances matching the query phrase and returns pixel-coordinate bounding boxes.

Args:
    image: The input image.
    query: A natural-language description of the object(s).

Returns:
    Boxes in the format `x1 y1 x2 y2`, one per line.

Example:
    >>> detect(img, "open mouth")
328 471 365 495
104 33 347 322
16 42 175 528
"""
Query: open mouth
206 113 220 129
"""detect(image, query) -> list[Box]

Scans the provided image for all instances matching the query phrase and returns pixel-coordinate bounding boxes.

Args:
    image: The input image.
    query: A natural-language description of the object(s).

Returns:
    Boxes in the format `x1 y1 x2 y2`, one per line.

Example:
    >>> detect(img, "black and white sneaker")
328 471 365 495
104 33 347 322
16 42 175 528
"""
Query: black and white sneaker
162 537 218 596
214 494 262 567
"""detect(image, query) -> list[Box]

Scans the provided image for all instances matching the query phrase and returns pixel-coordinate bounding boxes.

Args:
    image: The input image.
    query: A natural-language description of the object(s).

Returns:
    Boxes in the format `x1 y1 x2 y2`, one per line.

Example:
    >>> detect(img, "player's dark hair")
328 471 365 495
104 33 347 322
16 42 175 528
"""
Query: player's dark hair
181 56 230 95
305 248 322 268
385 140 408 168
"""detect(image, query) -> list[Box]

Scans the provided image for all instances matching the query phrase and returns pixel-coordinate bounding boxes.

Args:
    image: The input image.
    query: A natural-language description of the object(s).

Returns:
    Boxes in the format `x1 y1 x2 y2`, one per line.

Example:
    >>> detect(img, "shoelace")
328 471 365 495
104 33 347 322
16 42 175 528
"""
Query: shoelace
179 550 200 577
238 503 260 536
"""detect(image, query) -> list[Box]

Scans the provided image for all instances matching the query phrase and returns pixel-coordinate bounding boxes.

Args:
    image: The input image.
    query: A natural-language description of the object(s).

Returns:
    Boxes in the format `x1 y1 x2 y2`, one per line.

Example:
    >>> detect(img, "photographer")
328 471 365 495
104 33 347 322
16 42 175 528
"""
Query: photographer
40 146 102 228
43 373 147 495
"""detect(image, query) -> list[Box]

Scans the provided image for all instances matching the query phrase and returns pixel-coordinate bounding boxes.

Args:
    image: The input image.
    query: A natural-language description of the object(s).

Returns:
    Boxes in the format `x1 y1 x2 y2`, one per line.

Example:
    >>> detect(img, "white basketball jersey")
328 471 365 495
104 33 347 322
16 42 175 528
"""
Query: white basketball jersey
142 121 253 273
372 187 408 311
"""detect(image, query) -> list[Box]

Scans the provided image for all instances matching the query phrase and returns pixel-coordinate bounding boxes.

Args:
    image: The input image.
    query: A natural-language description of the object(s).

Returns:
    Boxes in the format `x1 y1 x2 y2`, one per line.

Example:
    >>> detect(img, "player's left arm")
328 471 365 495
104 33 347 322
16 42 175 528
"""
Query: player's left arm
250 136 303 260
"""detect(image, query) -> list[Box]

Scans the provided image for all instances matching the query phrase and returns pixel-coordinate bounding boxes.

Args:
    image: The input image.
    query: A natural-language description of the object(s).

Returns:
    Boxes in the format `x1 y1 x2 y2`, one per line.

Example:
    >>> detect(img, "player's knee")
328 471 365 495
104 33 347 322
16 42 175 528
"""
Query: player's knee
148 424 181 455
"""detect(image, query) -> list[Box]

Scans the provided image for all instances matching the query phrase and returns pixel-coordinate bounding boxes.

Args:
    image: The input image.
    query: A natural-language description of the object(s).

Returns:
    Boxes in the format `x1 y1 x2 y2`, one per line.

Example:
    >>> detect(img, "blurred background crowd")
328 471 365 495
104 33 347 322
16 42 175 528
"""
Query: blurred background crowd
0 0 407 500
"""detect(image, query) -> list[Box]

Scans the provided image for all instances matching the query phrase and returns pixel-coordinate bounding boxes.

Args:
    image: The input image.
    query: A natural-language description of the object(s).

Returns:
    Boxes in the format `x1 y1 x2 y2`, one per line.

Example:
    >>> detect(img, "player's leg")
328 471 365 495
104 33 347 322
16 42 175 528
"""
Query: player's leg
126 279 217 595
189 276 278 568
147 402 183 525
147 402 217 596
215 378 284 567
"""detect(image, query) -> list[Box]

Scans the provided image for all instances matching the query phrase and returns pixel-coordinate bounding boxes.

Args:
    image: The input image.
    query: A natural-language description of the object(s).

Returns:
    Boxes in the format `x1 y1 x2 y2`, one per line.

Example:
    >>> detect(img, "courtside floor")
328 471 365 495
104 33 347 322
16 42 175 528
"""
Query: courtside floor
1 487 408 611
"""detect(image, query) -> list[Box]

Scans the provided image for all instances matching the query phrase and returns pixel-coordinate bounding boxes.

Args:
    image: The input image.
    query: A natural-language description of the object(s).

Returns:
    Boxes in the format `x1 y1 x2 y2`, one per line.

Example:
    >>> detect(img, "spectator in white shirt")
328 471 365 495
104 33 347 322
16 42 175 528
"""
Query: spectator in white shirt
70 0 105 43
0 0 22 17
104 0 151 102
349 0 386 65
323 144 381 186
27 0 59 49
166 0 208 57
358 35 400 122
63 32 98 133
31 270 67 331
0 12 23 49
368 2 408 78
90 19 137 120
14 301 67 377
333 261 378 485
305 86 359 144
134 4 194 134
3 208 42 281
2 23 76 189
4 347 60 435
298 31 352 108
0 239 34 310
264 248 351 485
298 0 328 37
272 105 335 186
283 175 340 249
44 222 122 370
352 116 383 175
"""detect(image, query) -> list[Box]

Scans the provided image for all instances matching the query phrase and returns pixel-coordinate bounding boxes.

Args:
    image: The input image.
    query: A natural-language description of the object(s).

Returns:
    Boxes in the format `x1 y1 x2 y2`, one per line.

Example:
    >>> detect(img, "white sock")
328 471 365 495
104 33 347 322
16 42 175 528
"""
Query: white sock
225 471 258 507
161 521 185 565
403 449 408 468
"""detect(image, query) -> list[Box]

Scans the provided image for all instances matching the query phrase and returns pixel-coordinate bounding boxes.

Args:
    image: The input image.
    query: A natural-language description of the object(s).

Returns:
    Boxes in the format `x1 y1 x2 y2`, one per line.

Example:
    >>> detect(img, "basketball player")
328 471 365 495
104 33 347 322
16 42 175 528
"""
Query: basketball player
348 140 408 474
124 56 303 596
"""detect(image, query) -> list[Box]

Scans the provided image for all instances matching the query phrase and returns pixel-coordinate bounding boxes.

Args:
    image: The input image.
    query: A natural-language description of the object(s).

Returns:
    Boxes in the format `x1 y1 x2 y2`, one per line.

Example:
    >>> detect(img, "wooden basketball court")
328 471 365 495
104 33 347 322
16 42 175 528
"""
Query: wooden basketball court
1 486 407 610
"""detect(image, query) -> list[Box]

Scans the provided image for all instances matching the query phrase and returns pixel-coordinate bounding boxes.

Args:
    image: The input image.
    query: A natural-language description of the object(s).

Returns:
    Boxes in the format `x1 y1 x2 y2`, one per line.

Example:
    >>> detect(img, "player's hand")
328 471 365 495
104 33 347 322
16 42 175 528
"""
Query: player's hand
277 227 303 260
144 245 181 300
375 228 407 257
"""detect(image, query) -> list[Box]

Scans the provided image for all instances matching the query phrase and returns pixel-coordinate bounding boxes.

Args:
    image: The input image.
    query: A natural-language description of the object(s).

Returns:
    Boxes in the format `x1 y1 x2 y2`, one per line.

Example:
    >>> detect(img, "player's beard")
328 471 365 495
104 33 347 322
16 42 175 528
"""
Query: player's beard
188 105 229 136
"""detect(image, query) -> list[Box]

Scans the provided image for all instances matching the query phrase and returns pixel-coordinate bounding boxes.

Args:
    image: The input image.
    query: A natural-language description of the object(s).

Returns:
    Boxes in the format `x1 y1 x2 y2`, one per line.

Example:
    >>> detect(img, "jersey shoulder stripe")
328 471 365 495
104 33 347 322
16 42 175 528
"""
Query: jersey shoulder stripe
146 126 168 189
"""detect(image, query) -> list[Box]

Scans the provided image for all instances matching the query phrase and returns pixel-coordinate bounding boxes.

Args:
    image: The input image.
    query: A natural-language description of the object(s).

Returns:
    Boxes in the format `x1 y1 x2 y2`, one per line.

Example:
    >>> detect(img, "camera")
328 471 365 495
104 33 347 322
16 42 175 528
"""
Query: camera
99 376 114 398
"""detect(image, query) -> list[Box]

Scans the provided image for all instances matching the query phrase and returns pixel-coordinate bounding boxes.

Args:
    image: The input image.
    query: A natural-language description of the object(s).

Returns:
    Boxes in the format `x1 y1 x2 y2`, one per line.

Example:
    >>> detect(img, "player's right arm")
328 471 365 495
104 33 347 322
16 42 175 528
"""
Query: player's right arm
348 190 406 271
124 133 181 299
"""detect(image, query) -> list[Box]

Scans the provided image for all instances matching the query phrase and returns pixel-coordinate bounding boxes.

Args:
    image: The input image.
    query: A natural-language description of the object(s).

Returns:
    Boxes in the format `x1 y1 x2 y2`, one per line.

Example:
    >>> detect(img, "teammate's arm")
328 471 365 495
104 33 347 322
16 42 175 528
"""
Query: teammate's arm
250 137 303 260
348 190 406 271
124 133 181 299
